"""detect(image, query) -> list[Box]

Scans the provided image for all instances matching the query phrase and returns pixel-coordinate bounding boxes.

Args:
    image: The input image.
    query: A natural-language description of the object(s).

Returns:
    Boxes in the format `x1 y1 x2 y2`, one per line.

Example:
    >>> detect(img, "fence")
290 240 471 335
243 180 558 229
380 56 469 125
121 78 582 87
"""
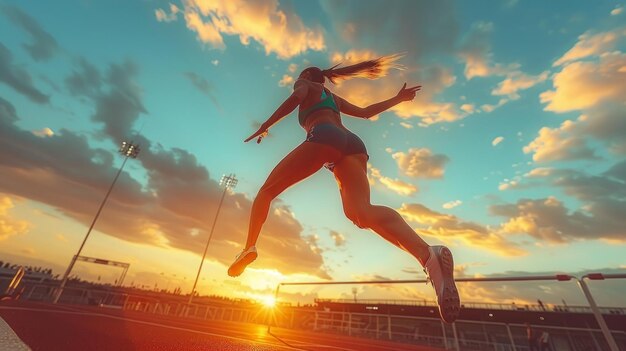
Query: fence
2 273 625 350
270 274 626 351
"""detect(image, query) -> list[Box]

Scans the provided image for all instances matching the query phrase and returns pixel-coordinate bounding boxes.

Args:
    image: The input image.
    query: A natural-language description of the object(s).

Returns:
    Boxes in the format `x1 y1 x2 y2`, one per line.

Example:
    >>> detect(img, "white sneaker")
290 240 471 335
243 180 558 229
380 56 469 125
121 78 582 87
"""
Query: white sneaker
424 245 460 323
227 246 258 277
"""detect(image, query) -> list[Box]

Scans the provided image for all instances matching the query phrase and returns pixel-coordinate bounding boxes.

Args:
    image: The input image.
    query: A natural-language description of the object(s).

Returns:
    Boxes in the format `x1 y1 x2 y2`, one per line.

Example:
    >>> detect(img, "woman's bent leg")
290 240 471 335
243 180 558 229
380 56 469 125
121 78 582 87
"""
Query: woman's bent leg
333 153 460 323
332 154 431 265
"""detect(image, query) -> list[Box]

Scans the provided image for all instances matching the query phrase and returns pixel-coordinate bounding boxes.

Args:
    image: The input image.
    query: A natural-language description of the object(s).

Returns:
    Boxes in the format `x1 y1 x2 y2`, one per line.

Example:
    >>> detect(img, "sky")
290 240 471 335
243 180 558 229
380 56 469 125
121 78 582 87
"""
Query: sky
0 0 625 307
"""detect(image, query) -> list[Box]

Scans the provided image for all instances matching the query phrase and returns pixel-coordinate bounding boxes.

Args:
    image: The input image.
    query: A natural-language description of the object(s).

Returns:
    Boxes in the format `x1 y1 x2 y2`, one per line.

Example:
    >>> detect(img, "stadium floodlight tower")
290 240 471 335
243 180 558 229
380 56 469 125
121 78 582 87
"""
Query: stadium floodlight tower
188 174 237 305
53 141 140 304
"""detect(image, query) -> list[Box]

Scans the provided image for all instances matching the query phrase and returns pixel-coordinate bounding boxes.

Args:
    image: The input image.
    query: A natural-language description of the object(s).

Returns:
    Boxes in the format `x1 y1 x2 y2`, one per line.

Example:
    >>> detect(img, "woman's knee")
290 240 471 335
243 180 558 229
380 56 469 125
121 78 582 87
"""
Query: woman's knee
344 206 372 229
256 184 281 203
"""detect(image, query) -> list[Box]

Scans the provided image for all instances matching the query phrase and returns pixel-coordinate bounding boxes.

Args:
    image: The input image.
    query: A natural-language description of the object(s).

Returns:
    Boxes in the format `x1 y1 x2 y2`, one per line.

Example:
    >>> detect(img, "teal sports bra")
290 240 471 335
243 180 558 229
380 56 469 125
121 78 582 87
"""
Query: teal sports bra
298 88 340 126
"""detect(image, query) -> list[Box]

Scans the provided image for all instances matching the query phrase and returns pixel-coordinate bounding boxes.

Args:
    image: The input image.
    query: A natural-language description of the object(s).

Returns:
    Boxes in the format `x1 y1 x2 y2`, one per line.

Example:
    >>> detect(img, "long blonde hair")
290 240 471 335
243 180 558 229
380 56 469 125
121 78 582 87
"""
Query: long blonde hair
300 53 404 84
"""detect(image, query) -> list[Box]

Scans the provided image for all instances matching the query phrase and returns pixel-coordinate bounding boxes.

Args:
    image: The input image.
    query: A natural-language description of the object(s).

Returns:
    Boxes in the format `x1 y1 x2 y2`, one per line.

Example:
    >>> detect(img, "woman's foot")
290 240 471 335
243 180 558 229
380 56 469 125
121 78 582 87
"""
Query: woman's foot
423 245 460 323
227 246 258 277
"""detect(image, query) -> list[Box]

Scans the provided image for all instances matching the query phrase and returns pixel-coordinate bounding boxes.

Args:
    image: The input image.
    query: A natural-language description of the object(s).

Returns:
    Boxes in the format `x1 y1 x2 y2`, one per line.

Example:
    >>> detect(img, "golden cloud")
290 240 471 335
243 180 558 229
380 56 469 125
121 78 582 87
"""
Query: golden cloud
523 116 596 162
0 195 30 241
180 0 325 59
183 10 224 48
32 127 54 137
541 52 626 112
442 200 462 209
278 74 294 87
554 29 626 66
492 71 548 99
155 4 180 23
391 148 449 179
398 203 526 256
368 164 418 196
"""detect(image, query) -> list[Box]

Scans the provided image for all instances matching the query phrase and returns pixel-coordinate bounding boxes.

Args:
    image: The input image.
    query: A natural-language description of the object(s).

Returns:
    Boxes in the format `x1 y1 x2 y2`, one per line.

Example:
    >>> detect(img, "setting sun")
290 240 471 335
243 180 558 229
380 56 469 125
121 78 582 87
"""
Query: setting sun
259 295 276 308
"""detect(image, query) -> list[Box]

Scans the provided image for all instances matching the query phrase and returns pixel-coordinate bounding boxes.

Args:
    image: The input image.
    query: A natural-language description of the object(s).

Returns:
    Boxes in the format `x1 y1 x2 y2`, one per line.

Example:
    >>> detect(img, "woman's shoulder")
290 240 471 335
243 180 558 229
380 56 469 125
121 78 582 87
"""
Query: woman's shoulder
294 78 311 88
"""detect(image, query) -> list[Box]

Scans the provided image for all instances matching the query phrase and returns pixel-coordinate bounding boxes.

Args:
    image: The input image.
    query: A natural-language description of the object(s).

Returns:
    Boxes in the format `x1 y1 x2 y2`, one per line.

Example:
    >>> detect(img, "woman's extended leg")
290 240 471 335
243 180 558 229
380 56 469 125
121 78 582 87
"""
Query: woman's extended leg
333 153 460 323
228 141 341 276
332 154 431 265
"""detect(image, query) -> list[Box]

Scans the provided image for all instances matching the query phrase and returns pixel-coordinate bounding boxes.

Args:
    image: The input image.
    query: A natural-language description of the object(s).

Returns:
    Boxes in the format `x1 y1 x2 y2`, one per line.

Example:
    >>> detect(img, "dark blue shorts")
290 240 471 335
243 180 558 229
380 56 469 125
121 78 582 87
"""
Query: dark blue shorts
305 123 369 170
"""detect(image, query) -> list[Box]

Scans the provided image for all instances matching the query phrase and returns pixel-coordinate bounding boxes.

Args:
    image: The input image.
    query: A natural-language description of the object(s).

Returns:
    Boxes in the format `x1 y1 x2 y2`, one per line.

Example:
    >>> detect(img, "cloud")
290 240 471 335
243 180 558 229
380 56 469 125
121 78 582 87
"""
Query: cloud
491 71 548 99
392 148 449 179
183 10 224 48
398 203 526 256
498 177 523 191
581 103 626 154
155 3 180 23
1 4 59 61
492 136 504 146
65 58 102 97
368 164 418 196
442 200 462 209
32 127 54 137
458 22 519 80
170 0 325 59
612 6 623 16
458 21 547 112
329 230 346 247
0 195 30 241
492 196 625 244
523 116 597 162
492 162 626 243
554 29 626 66
458 22 495 79
183 71 220 108
528 164 626 202
481 98 508 113
0 43 49 104
278 74 294 87
529 28 626 161
64 58 146 141
0 97 18 123
321 0 458 60
460 103 475 114
541 52 626 113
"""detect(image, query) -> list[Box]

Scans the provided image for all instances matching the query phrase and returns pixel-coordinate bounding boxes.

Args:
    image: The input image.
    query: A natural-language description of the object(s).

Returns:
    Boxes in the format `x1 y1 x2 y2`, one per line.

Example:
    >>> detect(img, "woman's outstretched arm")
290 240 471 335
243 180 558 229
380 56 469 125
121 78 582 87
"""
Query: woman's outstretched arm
335 83 421 119
244 80 309 143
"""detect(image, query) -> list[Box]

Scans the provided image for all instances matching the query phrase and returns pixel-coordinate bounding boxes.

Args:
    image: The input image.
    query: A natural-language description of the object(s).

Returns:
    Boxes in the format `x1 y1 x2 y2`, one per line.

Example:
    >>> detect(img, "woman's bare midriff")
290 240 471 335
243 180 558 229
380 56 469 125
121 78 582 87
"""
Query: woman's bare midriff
302 110 346 133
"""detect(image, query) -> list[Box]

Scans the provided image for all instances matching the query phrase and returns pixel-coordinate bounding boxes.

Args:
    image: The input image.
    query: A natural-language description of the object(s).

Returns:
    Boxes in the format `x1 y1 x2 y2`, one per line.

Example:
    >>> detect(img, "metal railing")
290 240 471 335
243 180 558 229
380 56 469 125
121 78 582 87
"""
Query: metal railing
313 298 626 315
270 273 626 351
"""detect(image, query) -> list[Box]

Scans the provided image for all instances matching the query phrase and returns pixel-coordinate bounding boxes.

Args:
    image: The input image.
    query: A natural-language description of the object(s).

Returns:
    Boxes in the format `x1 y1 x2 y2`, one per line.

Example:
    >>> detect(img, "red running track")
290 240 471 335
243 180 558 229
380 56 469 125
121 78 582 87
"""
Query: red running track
0 301 439 351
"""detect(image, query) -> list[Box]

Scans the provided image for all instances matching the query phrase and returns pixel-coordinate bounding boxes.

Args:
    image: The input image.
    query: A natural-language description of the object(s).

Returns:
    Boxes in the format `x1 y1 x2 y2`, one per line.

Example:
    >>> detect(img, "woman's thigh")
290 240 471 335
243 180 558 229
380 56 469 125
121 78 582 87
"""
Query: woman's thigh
332 153 370 211
259 141 342 196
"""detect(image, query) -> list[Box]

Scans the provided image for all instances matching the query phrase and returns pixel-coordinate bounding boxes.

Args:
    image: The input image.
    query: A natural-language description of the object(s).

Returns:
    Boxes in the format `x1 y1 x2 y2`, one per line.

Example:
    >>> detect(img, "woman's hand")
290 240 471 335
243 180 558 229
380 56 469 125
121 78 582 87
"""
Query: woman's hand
396 83 421 102
244 128 268 143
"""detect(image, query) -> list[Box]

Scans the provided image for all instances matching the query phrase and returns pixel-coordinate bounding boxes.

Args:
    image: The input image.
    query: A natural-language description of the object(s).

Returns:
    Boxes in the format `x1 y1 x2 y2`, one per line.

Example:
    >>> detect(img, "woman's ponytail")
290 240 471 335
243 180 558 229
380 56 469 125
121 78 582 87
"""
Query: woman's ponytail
322 53 404 84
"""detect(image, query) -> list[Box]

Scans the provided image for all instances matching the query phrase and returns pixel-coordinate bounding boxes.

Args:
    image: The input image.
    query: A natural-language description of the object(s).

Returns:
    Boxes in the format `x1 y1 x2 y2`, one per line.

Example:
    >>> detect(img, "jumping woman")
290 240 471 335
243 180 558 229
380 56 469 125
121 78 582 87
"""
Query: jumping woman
228 55 461 323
